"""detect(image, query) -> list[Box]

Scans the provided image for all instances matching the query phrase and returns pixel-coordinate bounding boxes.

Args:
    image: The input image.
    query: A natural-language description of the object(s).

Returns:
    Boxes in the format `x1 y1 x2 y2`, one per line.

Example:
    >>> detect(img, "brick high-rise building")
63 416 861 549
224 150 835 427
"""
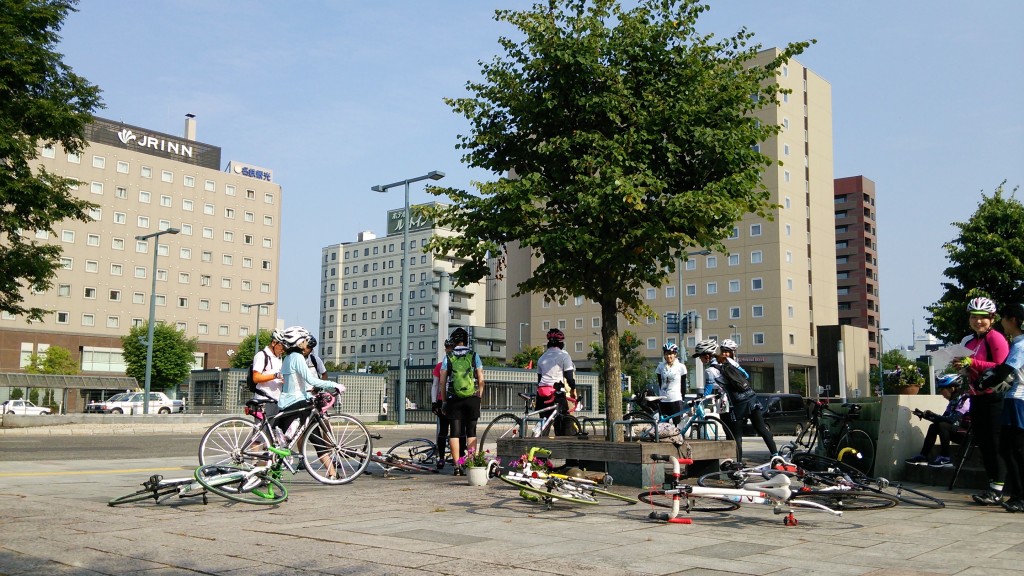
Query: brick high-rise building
834 175 881 365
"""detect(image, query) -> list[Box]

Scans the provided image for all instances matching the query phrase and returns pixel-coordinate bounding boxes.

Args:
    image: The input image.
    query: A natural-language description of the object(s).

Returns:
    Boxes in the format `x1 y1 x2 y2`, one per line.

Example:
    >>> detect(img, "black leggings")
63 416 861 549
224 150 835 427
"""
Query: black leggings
728 400 777 462
920 421 968 458
1000 425 1024 499
970 394 1005 485
539 393 574 436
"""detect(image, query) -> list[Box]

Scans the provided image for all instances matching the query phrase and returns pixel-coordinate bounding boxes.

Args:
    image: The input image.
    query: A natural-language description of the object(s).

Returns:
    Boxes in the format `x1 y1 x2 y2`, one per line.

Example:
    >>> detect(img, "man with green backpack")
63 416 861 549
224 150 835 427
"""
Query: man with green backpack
439 327 485 476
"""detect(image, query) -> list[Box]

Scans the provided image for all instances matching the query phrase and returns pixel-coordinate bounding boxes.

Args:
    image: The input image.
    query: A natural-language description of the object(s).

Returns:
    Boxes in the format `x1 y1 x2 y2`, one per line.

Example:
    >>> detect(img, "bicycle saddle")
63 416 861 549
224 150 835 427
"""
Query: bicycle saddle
743 473 793 501
518 392 537 400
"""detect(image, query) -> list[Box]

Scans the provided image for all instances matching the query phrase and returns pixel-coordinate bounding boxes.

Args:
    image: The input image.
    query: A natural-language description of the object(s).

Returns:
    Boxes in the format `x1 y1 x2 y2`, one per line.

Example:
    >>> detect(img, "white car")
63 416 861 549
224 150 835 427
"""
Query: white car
1 399 51 415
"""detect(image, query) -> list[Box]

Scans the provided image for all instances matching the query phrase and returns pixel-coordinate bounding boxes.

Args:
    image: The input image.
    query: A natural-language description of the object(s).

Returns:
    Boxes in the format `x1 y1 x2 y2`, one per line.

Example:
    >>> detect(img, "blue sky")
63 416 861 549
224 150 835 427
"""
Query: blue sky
57 1 1023 351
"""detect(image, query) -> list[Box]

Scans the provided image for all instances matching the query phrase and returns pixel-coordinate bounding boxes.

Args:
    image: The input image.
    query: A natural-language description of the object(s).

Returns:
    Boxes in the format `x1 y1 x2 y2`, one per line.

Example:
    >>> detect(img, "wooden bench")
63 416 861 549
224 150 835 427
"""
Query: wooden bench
497 437 737 487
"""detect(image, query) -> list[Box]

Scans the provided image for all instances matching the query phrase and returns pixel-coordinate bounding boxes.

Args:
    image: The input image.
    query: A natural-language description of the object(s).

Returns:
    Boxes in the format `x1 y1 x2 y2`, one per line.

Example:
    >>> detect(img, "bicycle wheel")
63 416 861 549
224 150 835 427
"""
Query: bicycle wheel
301 413 372 485
498 474 599 505
590 487 639 504
836 429 875 476
195 464 288 505
621 412 656 442
386 438 439 468
791 452 863 477
688 415 735 442
198 417 270 469
638 489 739 512
697 470 747 489
479 414 522 451
789 489 897 511
544 414 583 437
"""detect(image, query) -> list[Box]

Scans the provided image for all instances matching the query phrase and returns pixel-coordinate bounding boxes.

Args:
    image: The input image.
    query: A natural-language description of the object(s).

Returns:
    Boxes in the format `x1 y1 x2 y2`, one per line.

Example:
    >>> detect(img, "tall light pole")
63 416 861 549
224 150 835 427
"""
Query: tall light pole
877 327 890 396
679 249 711 391
135 227 180 415
371 170 445 424
519 322 529 352
244 301 275 360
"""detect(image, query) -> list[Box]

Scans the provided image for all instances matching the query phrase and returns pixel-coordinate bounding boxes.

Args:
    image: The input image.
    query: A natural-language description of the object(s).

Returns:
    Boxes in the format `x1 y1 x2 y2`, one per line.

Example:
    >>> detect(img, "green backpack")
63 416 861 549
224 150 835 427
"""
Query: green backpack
447 352 478 398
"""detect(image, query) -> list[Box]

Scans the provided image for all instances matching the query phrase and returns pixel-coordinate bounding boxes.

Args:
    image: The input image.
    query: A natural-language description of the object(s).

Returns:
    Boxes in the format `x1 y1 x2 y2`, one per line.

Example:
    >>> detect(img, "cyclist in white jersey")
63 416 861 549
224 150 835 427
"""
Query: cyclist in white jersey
536 328 577 435
655 343 688 424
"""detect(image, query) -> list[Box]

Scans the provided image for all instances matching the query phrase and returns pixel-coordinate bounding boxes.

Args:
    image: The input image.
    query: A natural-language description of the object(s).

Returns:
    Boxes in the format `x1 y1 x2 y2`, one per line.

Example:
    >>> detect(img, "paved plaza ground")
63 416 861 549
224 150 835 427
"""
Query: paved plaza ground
1 424 1023 575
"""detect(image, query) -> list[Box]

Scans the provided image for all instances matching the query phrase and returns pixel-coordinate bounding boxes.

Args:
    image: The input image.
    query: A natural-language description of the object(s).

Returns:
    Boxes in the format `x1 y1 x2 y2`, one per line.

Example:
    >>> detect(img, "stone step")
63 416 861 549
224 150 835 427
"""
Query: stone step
899 445 986 490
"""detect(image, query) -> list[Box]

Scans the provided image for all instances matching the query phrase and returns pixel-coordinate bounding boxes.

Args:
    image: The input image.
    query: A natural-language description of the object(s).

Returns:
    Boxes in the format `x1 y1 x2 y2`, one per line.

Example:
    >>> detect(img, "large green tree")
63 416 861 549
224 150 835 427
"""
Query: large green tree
926 182 1024 343
230 329 274 369
0 0 103 321
424 0 810 437
587 330 654 410
25 344 78 374
121 322 199 391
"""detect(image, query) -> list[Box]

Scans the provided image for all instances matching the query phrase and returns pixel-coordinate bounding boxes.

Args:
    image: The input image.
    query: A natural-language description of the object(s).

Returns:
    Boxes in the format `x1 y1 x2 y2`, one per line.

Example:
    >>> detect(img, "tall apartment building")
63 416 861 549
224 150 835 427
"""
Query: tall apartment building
319 204 502 369
0 116 282 373
507 50 838 394
834 175 881 365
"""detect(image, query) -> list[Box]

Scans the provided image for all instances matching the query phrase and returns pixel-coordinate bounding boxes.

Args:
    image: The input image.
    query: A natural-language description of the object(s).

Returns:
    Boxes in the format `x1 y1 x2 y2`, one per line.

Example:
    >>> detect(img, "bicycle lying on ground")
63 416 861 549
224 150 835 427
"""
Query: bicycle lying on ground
778 400 875 475
618 392 733 443
198 388 372 485
109 445 293 506
639 453 896 526
497 447 638 509
478 390 588 452
365 436 442 476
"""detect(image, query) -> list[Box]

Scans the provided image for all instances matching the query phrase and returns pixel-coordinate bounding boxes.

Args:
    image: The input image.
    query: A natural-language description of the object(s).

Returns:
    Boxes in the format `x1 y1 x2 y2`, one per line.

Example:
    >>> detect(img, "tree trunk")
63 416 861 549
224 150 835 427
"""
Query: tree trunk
600 300 622 441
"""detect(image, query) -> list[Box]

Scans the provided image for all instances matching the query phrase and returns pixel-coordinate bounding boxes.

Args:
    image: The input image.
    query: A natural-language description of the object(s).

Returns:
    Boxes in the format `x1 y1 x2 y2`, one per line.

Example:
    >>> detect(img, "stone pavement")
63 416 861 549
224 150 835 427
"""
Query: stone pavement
1 431 1024 575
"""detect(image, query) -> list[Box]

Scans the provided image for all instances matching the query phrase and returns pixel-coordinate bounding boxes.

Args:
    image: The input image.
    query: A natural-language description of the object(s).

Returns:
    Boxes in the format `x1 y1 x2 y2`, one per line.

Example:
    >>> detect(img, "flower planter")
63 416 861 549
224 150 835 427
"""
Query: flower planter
898 385 921 395
466 466 489 486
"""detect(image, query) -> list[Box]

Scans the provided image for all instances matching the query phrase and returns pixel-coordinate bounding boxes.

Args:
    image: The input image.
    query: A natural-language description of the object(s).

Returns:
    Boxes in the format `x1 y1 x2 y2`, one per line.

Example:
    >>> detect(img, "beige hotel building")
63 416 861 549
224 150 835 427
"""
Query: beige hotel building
0 115 282 374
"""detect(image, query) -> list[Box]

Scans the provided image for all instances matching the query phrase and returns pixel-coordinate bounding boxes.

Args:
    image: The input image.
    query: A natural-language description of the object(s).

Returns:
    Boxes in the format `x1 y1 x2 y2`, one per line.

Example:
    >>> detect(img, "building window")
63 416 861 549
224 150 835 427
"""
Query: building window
84 260 98 273
87 233 100 246
161 170 172 183
204 203 214 215
706 255 717 268
665 286 675 298
58 284 70 297
225 184 236 196
223 231 233 242
110 264 122 276
706 282 717 295
728 253 739 266
178 297 188 308
183 199 194 211
751 251 763 264
183 175 195 188
751 278 763 291
180 247 191 259
83 287 96 299
160 195 171 207
729 307 740 319
42 145 55 158
646 288 656 300
728 280 740 293
750 224 762 236
82 314 94 326
61 230 75 243
90 182 103 195
752 305 764 318
686 284 696 297
753 332 765 345
137 216 149 229
139 190 150 203
56 311 69 324
106 316 119 329
225 208 234 219
707 308 718 321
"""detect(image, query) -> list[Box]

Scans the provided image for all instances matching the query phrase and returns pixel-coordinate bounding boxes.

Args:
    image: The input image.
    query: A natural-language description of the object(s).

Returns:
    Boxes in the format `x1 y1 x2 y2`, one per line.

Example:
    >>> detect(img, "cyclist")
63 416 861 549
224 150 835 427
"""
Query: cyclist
439 327 484 476
304 336 328 379
984 302 1024 512
701 340 777 463
655 343 688 425
719 339 748 377
692 339 728 415
431 339 466 470
904 374 971 468
252 329 285 419
276 326 344 443
537 328 578 435
953 296 1009 505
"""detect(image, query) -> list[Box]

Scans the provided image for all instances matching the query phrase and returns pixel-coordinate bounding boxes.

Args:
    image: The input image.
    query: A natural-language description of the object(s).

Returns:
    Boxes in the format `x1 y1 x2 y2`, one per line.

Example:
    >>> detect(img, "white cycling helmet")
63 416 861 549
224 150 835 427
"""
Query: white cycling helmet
720 339 738 352
280 326 310 350
691 339 720 358
967 297 996 316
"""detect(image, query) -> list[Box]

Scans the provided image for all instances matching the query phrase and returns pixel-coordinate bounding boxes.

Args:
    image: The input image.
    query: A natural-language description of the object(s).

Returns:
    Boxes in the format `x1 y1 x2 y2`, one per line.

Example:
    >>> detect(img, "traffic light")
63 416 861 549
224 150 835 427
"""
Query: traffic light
666 312 679 334
680 314 689 335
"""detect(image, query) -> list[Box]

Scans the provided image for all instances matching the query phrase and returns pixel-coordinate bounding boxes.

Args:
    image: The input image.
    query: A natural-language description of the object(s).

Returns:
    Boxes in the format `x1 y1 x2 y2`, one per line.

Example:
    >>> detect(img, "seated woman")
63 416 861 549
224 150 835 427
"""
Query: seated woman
904 374 971 468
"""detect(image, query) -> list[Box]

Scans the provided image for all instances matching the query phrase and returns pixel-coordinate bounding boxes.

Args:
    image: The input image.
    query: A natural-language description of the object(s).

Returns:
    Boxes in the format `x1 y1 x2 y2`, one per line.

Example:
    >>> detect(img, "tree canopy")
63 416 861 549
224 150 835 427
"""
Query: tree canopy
121 322 199 391
0 0 103 321
425 0 811 436
25 344 78 374
926 182 1024 343
230 329 274 369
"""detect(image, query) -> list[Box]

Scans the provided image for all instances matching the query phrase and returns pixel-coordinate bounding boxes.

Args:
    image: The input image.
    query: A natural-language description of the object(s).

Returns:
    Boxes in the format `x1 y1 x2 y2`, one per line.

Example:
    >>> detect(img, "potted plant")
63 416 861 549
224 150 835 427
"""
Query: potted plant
458 448 497 486
888 364 925 395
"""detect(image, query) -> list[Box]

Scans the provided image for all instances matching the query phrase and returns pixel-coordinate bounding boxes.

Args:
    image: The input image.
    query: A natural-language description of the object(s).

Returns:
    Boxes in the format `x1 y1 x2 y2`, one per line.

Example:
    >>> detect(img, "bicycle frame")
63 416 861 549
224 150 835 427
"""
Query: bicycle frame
515 392 570 438
621 393 723 441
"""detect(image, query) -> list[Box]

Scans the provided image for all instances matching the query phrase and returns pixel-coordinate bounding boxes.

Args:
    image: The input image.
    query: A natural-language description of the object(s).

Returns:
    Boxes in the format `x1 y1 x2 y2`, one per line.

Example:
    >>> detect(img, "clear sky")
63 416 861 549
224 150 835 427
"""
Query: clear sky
56 1 1023 351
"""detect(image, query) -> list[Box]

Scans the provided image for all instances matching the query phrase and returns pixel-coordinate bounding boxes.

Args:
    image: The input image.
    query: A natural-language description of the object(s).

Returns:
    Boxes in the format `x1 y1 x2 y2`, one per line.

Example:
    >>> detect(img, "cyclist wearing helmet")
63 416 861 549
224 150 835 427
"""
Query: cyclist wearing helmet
537 328 577 435
954 296 1009 505
252 329 286 417
692 339 728 413
718 339 750 378
905 374 970 468
431 339 466 469
439 327 485 475
304 336 328 380
656 343 688 424
277 326 344 442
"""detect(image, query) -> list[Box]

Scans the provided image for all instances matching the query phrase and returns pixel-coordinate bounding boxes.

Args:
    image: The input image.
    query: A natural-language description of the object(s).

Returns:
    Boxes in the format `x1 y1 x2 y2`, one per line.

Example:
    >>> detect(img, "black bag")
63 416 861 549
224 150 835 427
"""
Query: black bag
246 351 270 393
719 362 755 400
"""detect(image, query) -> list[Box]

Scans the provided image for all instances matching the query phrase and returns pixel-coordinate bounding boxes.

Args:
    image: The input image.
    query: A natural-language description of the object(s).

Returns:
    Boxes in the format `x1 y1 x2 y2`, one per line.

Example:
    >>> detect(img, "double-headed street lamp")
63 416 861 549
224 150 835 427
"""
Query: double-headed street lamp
244 301 275 359
678 249 711 391
135 227 180 415
371 170 445 425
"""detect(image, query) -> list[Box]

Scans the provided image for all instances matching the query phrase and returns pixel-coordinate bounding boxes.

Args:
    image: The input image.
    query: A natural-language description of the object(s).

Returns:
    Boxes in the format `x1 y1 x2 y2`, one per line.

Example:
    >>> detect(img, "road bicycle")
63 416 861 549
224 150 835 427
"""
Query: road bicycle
638 454 883 526
497 447 638 509
618 392 733 443
778 400 875 475
109 445 292 507
365 436 442 476
198 389 372 485
478 390 586 452
697 452 943 509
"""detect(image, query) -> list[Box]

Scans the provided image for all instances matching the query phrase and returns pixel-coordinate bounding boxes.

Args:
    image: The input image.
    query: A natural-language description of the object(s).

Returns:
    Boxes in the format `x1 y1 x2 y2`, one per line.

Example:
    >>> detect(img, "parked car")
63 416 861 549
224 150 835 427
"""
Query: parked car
743 393 809 436
85 393 129 414
87 392 185 414
1 399 51 415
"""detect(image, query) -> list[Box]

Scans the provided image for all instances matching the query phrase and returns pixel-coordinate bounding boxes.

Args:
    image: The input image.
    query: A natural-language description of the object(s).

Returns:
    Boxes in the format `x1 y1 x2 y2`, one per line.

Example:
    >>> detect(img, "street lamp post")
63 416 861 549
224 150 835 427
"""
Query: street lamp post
678 249 711 391
877 327 890 396
519 322 529 352
371 170 445 425
244 301 275 361
134 227 180 415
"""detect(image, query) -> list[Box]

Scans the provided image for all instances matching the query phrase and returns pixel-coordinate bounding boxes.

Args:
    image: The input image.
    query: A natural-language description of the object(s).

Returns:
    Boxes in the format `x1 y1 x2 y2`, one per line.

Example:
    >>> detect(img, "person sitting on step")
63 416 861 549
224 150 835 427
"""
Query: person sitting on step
904 374 971 468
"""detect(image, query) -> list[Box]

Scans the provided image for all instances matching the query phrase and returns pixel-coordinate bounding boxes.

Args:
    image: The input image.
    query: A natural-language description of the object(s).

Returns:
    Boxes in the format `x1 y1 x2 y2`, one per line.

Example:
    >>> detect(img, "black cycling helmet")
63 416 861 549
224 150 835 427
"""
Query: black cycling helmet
443 339 454 348
307 336 317 349
449 327 469 345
